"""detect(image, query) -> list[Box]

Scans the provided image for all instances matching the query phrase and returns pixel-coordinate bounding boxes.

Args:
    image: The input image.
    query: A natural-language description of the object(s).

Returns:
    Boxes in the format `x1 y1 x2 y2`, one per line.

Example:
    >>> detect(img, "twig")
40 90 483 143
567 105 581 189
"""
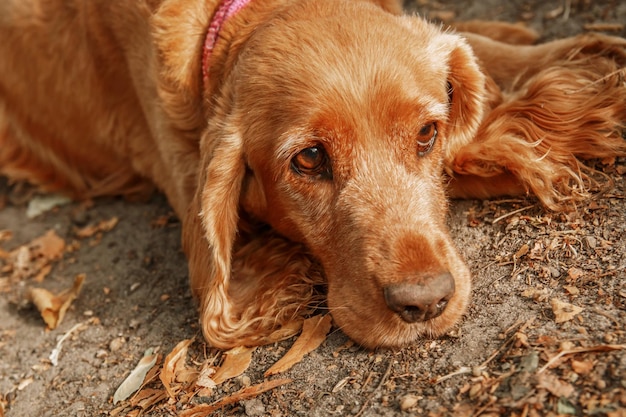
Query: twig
492 205 536 224
354 360 394 417
538 344 626 374
179 378 292 416
435 318 534 384
49 321 90 366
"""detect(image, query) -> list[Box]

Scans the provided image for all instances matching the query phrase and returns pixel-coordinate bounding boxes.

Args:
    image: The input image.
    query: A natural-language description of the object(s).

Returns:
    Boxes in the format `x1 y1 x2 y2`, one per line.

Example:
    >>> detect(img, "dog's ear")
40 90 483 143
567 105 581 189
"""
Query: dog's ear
183 126 246 349
441 34 486 168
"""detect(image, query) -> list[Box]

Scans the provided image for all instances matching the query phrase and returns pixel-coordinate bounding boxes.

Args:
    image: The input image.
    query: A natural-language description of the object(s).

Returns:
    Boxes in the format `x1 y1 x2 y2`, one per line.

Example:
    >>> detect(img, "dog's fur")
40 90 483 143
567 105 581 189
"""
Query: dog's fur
1 0 625 348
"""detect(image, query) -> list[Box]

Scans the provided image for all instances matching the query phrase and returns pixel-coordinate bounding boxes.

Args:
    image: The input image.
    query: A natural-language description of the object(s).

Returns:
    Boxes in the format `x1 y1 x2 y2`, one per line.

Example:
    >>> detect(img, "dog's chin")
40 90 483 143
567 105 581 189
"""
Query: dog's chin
327 273 472 349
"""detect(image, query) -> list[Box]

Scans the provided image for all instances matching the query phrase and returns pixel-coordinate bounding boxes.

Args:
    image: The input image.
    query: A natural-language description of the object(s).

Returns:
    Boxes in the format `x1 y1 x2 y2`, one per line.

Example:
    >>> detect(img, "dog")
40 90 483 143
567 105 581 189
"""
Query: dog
1 0 625 349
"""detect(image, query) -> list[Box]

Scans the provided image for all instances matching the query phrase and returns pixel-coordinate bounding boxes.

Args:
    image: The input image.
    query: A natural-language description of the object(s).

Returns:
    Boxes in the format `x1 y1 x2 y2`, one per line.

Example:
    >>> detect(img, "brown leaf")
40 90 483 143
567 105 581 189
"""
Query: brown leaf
536 372 575 398
567 267 584 281
74 217 119 238
130 388 167 410
31 229 65 260
159 339 194 398
0 229 12 243
562 285 580 296
212 346 255 385
179 379 291 417
570 359 594 375
10 230 65 281
28 273 85 329
265 314 332 376
514 243 529 259
550 298 583 324
195 361 217 396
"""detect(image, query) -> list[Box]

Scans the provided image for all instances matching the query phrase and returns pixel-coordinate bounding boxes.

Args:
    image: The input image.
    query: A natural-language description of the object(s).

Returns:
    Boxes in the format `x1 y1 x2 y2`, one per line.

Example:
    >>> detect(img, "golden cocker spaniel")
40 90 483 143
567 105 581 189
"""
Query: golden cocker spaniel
1 0 625 348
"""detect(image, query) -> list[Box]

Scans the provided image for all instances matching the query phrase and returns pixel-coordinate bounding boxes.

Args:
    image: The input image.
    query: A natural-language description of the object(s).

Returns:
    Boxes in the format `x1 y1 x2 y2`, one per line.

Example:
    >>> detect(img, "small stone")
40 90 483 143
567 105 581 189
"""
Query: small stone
399 394 420 411
109 336 126 352
243 398 265 416
95 349 108 359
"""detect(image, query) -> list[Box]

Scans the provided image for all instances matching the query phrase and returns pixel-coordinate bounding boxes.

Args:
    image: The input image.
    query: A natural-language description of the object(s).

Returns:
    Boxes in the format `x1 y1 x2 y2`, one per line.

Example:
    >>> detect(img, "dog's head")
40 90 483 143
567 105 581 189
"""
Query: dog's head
186 1 485 348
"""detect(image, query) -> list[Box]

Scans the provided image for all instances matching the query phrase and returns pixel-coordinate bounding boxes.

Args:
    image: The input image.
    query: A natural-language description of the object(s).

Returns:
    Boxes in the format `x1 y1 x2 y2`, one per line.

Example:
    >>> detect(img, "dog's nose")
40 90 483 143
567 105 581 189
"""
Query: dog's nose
383 272 455 323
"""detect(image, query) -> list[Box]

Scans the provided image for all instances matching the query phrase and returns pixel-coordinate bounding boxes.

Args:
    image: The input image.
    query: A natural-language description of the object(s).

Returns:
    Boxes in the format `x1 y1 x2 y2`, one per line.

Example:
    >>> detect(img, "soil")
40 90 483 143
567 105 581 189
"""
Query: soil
1 1 625 416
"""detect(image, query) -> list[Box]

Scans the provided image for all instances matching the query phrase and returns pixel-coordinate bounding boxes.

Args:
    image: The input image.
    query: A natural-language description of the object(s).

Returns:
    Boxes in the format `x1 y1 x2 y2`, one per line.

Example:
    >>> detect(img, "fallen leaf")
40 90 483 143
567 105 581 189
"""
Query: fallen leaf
538 344 626 373
514 243 529 259
74 217 119 238
536 372 575 398
28 273 85 329
264 314 332 376
195 361 218 397
563 285 580 296
550 298 583 324
26 194 71 218
159 339 194 398
30 229 65 261
179 379 291 417
113 349 159 404
567 267 584 281
0 230 13 243
129 388 167 410
212 346 255 385
9 230 66 281
570 359 594 375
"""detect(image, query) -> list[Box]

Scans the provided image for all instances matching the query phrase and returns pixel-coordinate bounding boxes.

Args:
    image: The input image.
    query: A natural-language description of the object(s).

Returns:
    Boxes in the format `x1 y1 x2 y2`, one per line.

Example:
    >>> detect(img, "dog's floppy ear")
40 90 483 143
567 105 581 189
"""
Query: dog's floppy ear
182 125 246 349
441 34 486 168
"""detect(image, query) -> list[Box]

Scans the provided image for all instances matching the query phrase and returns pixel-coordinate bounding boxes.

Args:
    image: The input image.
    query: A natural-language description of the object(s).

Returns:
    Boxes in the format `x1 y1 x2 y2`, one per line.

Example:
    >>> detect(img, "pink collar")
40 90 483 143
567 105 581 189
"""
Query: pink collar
202 0 251 83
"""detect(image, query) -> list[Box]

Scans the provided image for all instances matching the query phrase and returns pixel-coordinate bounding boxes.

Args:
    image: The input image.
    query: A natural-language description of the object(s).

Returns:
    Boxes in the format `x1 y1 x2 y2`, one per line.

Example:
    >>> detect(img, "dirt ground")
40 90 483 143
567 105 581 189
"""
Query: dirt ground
1 1 625 416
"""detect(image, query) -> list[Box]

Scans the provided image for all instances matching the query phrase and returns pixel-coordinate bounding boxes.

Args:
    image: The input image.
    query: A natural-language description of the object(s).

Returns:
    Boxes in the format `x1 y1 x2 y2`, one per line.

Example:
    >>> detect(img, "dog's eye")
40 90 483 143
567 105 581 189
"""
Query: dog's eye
417 123 437 157
291 146 332 179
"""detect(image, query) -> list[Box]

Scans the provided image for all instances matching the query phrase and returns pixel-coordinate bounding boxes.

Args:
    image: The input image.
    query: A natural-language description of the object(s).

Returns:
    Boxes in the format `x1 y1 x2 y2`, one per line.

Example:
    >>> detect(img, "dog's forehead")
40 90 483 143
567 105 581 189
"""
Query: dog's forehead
240 4 451 97
240 4 454 160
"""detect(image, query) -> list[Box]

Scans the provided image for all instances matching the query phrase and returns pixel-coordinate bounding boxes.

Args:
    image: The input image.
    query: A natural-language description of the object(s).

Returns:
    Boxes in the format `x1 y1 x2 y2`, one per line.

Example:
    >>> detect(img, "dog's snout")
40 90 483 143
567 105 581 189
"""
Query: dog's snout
383 273 455 323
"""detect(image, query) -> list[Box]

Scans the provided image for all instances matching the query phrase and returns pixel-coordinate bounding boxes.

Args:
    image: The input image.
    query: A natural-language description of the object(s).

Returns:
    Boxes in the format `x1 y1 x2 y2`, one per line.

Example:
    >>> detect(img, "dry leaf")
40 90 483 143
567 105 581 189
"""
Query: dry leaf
567 267 584 281
0 229 12 243
514 243 529 259
34 264 52 283
74 217 119 238
195 361 218 397
179 379 291 417
265 314 332 376
129 388 167 410
29 229 65 260
563 285 580 296
550 298 583 324
212 346 255 385
539 344 626 373
113 349 159 404
159 339 194 398
570 359 594 375
10 230 65 281
26 194 71 218
28 273 85 329
263 319 304 344
536 372 575 398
